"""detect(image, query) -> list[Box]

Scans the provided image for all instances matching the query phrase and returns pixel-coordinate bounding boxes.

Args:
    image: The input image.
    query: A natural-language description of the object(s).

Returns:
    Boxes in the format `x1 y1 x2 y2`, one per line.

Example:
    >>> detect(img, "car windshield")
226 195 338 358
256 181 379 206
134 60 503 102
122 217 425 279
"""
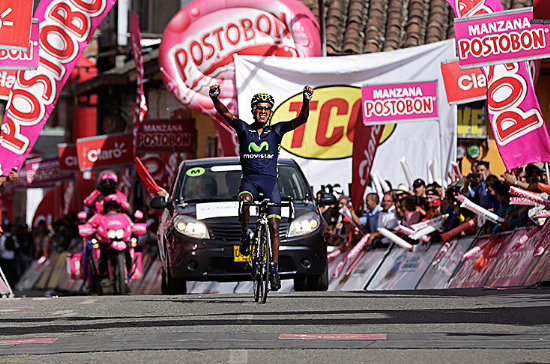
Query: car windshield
178 164 309 202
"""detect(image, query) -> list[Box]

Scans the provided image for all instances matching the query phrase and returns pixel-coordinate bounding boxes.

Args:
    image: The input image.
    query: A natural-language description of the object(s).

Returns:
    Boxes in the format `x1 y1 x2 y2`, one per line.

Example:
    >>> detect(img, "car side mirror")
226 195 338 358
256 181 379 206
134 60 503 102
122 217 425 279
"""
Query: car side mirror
317 192 337 206
150 196 167 210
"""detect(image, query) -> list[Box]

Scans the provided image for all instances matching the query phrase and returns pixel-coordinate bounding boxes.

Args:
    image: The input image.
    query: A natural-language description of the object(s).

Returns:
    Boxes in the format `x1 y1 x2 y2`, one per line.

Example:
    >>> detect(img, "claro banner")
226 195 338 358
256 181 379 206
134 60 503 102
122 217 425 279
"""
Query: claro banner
455 8 550 68
0 0 33 51
0 20 39 70
76 133 133 171
0 0 118 176
159 0 321 156
446 0 550 170
58 143 79 171
440 59 486 104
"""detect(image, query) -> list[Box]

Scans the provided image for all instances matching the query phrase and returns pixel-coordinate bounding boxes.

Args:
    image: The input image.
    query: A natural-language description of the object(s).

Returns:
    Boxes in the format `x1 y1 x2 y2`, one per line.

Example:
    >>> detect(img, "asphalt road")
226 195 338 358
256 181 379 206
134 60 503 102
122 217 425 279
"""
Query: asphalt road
0 288 549 363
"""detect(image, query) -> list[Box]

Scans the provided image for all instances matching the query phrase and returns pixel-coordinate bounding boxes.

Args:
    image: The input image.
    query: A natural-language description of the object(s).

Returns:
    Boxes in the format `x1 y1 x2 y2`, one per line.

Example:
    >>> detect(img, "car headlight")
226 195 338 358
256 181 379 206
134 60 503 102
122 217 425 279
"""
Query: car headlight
115 229 125 239
107 230 116 239
288 212 320 237
173 215 210 239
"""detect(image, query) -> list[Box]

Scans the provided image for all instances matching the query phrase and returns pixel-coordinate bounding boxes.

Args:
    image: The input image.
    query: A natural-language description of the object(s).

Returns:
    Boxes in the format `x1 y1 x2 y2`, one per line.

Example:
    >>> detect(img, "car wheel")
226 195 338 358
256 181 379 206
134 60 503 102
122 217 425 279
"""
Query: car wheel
161 268 187 295
293 275 308 291
308 265 329 291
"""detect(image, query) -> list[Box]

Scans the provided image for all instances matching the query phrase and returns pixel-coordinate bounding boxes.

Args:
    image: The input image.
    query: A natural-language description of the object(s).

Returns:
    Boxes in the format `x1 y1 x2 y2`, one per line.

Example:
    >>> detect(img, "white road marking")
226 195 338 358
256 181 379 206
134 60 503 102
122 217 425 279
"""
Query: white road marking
80 298 98 305
52 310 78 317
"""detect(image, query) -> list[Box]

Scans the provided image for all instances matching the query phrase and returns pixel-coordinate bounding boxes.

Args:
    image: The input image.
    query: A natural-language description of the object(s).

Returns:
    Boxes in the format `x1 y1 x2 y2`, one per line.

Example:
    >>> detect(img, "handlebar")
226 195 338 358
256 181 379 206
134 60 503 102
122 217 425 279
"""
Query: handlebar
240 198 294 222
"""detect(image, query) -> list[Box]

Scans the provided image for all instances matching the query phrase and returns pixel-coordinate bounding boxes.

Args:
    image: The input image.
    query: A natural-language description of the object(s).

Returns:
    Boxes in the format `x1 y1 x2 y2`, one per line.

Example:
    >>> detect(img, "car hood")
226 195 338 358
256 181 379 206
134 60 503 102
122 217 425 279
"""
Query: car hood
174 200 317 222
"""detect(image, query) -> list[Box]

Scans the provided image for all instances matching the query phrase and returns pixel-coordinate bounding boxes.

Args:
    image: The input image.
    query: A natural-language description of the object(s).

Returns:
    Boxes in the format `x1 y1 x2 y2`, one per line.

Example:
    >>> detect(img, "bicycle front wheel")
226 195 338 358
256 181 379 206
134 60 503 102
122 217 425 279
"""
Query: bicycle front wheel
253 241 261 302
260 223 270 304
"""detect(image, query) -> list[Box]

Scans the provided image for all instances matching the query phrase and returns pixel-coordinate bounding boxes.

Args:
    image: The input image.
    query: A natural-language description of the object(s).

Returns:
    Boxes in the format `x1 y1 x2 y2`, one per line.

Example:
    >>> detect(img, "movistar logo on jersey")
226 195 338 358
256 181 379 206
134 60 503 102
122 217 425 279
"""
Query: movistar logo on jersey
248 141 269 153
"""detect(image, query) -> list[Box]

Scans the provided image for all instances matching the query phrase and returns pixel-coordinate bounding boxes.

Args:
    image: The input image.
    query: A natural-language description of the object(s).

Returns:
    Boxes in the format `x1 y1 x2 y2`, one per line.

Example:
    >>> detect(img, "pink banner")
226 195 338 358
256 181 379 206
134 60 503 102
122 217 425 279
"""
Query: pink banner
137 120 195 153
484 227 539 288
455 9 550 68
25 157 73 187
449 233 511 288
0 20 39 70
447 0 550 170
130 14 147 157
362 81 438 125
0 0 118 175
159 0 321 156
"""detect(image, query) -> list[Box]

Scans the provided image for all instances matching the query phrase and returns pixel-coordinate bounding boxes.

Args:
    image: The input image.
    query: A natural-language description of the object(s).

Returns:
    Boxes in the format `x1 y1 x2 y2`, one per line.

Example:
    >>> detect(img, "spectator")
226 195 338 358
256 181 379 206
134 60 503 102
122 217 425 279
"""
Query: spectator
485 174 501 212
365 193 399 248
358 193 381 233
412 178 426 198
332 184 344 199
403 196 421 227
492 180 527 233
464 160 492 209
441 188 460 232
425 189 438 207
340 216 362 247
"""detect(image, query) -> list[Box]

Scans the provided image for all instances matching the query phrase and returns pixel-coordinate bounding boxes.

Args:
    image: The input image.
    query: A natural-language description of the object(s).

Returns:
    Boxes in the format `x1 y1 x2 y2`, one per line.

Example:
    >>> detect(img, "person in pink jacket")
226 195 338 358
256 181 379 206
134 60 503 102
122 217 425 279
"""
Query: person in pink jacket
84 170 130 214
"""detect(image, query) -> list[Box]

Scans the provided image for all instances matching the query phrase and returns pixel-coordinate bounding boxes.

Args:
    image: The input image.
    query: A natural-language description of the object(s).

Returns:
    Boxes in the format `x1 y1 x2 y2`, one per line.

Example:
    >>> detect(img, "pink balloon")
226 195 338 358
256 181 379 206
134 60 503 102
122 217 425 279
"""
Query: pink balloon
159 0 321 155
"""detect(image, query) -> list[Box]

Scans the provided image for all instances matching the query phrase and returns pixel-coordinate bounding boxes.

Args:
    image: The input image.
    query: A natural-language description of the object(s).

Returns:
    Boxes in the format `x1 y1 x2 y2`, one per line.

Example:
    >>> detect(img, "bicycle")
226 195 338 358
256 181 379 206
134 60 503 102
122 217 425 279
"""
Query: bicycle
241 198 293 303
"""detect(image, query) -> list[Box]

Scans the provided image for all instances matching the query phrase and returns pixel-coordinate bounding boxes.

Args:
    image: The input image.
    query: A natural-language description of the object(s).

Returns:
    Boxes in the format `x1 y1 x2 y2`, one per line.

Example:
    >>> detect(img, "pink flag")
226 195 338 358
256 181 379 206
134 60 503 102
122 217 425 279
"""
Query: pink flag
130 14 148 157
0 0 119 175
446 0 550 169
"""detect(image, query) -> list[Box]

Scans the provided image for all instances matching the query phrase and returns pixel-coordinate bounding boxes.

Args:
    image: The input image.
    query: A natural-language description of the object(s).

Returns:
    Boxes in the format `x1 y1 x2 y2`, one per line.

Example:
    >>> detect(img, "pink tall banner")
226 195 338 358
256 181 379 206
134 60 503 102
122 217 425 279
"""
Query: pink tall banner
130 14 148 157
447 0 550 169
0 0 118 175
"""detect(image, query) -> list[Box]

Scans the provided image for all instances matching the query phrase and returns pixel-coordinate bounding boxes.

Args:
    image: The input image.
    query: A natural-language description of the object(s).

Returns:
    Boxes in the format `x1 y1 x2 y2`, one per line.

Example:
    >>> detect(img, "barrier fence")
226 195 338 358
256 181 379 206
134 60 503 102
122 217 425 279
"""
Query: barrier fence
6 223 550 297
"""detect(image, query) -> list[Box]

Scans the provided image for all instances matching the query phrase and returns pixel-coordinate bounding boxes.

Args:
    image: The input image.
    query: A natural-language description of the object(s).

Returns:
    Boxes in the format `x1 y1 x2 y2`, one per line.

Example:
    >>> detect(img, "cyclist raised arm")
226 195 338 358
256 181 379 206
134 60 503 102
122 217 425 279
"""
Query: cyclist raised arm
209 84 235 123
290 85 314 129
209 84 314 291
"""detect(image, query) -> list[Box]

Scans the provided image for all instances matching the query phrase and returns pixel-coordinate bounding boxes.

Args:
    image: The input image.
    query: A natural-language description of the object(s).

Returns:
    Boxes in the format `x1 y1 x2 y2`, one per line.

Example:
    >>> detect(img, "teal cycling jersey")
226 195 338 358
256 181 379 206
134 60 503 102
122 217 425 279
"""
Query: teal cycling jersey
230 118 293 177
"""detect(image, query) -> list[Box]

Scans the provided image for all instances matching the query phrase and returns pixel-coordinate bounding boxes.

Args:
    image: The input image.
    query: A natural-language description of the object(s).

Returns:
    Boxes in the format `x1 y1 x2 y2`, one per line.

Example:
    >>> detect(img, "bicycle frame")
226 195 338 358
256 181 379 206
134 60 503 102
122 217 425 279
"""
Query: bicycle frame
241 198 293 303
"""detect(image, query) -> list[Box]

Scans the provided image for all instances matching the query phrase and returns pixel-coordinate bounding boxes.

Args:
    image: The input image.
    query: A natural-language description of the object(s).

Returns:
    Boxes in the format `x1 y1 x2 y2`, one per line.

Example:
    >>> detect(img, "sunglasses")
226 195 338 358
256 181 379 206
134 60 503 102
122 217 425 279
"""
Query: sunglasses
255 106 272 112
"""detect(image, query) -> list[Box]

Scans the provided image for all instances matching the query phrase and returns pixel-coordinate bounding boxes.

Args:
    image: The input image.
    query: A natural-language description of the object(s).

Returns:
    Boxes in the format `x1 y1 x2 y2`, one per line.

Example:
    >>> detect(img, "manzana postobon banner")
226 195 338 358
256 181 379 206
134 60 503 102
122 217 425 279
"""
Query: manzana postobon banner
159 0 321 156
0 0 118 175
455 8 550 68
447 0 550 169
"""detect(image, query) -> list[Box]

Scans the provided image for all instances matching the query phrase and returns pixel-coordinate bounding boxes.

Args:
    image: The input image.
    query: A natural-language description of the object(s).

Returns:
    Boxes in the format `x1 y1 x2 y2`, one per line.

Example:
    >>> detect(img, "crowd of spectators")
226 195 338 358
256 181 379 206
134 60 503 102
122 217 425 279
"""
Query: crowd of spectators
319 160 548 252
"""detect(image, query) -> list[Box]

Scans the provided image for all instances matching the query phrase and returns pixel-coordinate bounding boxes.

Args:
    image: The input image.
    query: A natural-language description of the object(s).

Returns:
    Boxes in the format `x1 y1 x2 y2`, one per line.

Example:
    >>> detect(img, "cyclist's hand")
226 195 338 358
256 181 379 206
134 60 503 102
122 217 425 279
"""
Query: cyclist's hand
209 84 220 98
303 85 314 101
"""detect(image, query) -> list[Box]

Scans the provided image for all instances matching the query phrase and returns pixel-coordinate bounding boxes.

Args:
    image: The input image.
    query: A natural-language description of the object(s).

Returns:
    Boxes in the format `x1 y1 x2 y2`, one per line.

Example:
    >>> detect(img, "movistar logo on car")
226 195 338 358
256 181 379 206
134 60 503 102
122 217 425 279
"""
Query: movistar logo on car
248 141 269 153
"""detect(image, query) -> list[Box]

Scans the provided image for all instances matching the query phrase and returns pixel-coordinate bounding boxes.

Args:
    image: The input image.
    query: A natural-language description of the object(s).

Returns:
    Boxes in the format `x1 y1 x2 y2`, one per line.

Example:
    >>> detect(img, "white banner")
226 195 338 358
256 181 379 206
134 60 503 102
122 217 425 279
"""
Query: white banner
234 40 457 191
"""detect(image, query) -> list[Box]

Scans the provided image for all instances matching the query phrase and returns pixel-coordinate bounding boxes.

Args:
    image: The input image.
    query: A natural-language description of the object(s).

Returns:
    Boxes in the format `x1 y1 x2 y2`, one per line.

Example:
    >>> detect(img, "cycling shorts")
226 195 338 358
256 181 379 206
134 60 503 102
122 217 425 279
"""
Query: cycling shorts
238 174 281 219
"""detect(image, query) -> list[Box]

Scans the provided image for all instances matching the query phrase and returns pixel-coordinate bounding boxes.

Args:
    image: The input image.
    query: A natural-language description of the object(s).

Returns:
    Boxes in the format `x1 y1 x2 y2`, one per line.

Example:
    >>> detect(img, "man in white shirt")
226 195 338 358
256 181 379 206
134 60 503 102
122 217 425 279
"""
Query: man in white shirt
367 193 399 248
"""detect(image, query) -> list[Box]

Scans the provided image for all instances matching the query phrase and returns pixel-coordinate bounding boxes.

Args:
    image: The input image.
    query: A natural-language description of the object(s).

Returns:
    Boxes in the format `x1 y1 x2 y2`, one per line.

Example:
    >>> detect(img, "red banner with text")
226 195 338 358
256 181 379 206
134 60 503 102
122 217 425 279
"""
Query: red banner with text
76 133 133 171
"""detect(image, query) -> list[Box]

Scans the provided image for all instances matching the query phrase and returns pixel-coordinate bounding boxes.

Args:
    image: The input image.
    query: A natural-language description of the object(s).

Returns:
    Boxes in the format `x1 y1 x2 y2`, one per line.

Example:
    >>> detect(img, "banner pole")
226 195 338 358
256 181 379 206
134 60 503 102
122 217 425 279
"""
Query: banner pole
545 162 549 184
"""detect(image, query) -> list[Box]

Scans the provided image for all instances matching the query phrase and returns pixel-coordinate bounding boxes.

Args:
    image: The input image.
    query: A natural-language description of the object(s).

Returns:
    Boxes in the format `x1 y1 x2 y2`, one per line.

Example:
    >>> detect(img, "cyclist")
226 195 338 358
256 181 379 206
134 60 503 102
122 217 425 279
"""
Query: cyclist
209 84 314 291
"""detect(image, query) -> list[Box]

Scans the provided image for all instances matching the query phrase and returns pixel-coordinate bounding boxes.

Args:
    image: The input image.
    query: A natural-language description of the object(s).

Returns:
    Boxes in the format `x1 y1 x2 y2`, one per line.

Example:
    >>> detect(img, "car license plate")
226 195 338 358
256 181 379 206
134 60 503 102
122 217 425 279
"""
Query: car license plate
233 245 249 262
